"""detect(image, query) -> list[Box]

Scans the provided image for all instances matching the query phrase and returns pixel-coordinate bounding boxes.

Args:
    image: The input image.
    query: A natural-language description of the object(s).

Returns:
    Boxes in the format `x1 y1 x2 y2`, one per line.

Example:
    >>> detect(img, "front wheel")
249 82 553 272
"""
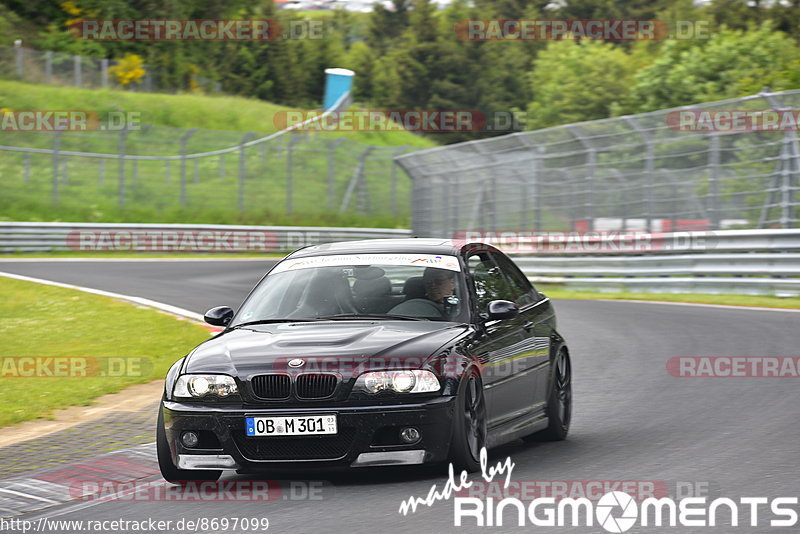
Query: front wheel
525 349 571 442
157 402 221 484
447 370 487 472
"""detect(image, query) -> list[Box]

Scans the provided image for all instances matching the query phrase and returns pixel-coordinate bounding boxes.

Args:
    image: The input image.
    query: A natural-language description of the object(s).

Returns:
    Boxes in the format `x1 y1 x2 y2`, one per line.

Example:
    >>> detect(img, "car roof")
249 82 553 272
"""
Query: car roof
285 238 498 259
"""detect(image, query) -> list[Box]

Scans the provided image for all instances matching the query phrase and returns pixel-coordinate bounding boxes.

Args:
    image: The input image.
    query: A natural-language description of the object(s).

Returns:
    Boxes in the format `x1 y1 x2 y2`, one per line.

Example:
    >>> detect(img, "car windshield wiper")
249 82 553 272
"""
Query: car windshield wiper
230 318 321 329
315 313 429 321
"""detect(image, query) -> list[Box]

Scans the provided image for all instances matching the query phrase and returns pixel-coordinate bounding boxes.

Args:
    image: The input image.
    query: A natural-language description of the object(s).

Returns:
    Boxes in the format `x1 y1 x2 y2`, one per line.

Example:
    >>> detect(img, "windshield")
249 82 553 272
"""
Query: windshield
232 254 468 324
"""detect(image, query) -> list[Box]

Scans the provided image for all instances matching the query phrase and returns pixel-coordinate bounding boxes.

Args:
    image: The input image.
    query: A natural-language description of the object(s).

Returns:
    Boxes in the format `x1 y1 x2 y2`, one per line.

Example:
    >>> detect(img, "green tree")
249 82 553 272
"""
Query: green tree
631 23 800 112
526 40 637 129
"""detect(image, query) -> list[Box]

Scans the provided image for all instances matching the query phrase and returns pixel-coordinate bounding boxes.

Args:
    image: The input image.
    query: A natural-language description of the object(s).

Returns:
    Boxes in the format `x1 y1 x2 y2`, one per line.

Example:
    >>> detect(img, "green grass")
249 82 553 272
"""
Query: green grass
0 80 435 227
0 276 211 427
538 284 800 309
0 80 435 148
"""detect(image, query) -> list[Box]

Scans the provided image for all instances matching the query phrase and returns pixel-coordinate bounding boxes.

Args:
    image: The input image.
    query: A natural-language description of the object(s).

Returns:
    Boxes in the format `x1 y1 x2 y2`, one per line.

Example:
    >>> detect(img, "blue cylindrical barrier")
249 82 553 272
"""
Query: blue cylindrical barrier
323 68 355 110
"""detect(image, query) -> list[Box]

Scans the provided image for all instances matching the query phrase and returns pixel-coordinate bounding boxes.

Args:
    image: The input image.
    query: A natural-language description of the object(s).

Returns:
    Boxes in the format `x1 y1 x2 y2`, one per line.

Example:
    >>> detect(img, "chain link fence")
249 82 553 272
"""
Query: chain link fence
0 45 218 92
0 123 417 221
397 90 800 237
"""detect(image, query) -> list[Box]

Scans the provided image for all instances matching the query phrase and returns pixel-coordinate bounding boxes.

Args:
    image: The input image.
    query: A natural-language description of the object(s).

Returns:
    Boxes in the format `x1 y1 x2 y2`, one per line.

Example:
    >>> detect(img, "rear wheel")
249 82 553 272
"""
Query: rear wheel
525 349 571 442
156 402 221 484
448 370 487 472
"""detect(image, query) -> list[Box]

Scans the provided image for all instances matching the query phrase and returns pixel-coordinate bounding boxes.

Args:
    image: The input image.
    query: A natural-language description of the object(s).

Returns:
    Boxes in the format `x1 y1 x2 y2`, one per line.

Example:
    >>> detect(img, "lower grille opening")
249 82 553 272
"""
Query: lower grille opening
232 427 357 460
370 426 406 446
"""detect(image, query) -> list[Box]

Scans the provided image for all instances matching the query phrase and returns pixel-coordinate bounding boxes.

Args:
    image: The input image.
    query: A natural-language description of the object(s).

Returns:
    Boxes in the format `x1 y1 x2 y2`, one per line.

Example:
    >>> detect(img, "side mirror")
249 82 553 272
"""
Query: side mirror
204 306 234 327
487 300 518 321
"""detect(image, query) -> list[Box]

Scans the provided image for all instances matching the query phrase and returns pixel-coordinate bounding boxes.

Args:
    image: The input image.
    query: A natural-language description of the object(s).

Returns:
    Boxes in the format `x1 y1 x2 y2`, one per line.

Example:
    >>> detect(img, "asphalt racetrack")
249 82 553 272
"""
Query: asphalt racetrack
1 259 798 534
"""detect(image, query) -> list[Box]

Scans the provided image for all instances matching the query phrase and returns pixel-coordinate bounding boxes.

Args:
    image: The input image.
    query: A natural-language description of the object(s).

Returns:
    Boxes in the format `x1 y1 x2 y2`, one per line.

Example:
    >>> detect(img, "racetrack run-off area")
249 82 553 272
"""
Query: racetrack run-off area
0 259 797 533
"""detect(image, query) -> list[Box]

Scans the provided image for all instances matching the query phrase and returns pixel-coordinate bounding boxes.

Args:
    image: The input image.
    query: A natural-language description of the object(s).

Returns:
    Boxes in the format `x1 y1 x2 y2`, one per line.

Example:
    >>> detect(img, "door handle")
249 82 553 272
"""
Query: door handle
523 321 534 331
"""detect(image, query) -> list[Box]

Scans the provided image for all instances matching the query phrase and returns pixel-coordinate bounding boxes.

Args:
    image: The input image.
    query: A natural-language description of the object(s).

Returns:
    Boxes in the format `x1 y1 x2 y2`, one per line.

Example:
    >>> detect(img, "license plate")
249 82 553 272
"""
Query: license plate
245 415 337 436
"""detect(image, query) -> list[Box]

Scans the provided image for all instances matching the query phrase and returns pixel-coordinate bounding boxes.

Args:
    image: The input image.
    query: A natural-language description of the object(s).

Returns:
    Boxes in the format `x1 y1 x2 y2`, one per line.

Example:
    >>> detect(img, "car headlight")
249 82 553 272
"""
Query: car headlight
173 374 238 399
353 370 440 394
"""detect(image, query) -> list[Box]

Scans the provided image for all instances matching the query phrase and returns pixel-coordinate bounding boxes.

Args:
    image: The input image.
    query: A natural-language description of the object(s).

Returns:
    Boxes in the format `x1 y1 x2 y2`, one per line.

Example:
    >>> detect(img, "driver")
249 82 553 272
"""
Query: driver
422 267 456 314
387 267 457 318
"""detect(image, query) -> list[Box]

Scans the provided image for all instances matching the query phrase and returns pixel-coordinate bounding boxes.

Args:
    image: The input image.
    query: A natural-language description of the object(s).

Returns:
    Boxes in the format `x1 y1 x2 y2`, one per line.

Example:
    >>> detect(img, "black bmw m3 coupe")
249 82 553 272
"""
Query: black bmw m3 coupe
157 238 571 483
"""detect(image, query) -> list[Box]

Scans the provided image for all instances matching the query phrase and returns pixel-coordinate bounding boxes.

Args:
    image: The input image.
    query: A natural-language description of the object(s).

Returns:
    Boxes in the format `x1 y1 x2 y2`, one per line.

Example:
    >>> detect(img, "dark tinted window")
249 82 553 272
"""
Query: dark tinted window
467 252 514 311
492 252 538 306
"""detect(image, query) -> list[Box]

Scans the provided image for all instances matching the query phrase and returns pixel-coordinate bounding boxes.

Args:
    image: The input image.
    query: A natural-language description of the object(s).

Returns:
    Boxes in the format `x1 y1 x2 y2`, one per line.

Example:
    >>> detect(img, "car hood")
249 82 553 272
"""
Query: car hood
184 321 469 378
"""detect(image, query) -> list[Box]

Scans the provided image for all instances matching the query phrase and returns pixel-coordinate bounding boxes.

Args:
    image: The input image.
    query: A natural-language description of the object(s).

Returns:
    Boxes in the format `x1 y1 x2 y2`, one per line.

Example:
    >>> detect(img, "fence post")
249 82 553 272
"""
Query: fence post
238 133 255 212
759 91 800 228
286 135 306 215
327 139 345 211
340 146 375 213
568 126 595 231
179 128 196 206
14 41 23 79
101 59 108 89
708 133 721 230
52 130 61 204
357 147 374 214
73 55 81 87
391 146 408 217
98 159 105 185
790 135 800 228
625 116 654 232
778 134 793 229
118 128 129 206
165 160 170 184
219 154 225 179
533 146 543 232
45 51 53 84
24 153 31 183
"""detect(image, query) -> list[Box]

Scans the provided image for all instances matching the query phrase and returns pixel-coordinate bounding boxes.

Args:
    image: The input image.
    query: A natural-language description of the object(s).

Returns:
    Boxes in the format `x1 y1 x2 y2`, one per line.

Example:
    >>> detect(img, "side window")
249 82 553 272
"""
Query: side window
467 253 514 311
491 252 539 307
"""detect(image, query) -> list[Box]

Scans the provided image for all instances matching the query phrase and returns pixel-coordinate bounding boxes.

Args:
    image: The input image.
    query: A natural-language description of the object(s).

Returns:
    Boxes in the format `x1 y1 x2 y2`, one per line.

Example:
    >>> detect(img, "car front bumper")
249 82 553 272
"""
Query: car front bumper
162 396 457 471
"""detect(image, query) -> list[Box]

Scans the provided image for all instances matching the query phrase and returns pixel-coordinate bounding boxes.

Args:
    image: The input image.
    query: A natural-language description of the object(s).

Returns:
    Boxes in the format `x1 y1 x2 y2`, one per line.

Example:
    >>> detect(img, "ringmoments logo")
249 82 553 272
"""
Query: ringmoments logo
452 491 800 529
453 491 798 532
397 449 800 531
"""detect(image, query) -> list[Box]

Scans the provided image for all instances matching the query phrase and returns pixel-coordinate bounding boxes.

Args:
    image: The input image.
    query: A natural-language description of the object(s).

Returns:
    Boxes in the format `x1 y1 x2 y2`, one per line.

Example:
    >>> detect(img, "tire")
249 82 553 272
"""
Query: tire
447 370 487 472
156 401 221 484
525 348 571 442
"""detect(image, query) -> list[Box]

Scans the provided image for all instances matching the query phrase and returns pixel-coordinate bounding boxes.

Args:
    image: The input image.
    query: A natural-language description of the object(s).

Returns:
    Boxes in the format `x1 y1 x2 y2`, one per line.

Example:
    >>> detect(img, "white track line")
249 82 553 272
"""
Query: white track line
2 269 796 318
0 488 58 504
0 271 203 321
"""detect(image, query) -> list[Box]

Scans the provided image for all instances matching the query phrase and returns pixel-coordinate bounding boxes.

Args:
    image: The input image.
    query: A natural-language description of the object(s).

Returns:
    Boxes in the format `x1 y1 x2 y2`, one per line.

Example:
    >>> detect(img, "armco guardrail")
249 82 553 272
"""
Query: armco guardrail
503 229 800 297
0 222 411 253
2 225 798 296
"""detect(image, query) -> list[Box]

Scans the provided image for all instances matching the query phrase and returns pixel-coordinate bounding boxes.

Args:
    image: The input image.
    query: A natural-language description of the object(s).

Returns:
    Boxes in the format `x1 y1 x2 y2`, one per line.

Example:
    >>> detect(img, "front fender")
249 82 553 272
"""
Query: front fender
163 357 186 401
